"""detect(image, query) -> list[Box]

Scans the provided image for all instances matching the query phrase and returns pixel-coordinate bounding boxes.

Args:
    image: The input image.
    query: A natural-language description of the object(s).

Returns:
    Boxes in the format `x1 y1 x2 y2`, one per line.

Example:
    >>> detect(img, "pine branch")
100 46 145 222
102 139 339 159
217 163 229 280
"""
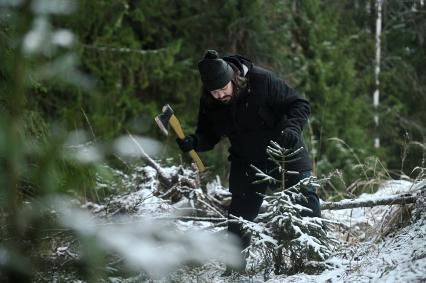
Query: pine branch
267 149 284 159
250 164 279 184
284 147 304 158
321 194 417 210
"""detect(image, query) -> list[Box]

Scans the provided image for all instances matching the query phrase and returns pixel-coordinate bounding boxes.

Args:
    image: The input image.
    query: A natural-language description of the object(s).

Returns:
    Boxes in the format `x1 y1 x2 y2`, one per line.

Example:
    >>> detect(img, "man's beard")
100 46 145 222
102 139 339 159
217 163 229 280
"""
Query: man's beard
220 87 241 104
219 96 232 104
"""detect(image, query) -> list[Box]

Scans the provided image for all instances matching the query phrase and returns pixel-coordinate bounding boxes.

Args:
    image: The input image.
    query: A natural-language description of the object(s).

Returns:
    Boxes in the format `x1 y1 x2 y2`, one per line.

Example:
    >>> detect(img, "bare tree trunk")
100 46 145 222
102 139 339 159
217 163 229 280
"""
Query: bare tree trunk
373 0 383 148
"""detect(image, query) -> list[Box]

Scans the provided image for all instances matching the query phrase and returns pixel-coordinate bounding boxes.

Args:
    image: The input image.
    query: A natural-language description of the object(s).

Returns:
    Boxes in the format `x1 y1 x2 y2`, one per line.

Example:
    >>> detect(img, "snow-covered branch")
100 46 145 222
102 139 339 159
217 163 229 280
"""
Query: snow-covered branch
321 194 416 210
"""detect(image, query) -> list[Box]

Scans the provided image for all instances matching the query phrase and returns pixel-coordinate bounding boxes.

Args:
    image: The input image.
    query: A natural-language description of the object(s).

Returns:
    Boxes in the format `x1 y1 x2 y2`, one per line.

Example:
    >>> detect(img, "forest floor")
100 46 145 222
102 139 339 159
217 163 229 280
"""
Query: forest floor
43 165 426 282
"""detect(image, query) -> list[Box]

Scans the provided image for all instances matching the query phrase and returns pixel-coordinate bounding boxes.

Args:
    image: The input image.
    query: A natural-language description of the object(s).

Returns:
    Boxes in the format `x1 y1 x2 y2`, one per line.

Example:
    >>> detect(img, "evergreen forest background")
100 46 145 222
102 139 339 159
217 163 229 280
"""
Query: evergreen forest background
1 0 425 197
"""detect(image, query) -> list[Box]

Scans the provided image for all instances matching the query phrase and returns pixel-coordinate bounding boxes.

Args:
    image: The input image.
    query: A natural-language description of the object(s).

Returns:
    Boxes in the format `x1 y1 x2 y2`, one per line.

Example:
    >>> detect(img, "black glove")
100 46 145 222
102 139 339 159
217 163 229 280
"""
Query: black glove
176 134 197 153
279 129 299 149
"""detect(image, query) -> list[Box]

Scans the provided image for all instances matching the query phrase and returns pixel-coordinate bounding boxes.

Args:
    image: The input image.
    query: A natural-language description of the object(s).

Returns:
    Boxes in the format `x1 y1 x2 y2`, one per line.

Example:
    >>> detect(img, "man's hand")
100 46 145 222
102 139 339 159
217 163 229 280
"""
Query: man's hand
279 129 299 149
176 134 197 153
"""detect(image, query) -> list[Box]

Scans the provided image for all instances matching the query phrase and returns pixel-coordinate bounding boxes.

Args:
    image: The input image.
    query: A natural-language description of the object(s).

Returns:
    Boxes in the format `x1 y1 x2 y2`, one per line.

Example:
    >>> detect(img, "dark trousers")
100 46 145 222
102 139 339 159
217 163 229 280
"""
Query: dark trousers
228 191 264 250
227 171 320 251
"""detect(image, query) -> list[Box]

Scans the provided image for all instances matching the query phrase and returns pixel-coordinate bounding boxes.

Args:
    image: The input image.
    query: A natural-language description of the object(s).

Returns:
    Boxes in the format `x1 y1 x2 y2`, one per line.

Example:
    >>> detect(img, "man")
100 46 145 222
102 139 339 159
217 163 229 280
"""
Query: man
176 49 321 272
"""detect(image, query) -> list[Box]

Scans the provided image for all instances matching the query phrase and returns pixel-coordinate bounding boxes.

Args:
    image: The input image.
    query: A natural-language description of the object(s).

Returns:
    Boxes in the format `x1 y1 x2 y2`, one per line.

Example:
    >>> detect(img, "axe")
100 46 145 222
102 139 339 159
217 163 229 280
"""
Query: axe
155 104 206 172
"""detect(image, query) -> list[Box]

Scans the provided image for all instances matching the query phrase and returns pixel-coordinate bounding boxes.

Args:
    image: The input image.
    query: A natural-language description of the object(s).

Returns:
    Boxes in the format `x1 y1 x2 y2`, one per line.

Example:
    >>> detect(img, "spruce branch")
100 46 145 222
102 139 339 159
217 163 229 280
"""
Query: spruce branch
250 164 279 184
244 141 336 274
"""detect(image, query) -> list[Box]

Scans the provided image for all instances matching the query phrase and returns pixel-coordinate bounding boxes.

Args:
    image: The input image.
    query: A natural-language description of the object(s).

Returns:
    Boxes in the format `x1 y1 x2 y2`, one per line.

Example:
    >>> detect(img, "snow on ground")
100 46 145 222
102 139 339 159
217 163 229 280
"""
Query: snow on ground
266 180 426 283
87 166 425 282
316 180 426 283
167 180 425 283
323 180 416 228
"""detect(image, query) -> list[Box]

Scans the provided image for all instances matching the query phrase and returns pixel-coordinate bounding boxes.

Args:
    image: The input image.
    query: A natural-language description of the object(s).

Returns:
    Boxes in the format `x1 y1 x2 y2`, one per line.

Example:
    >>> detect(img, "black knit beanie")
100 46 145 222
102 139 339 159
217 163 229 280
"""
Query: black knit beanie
198 50 234 91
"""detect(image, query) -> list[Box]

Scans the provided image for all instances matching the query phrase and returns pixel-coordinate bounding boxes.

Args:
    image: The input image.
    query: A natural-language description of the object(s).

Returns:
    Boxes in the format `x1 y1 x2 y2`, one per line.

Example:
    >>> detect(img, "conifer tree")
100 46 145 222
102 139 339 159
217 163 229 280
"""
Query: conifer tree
283 0 375 189
242 142 336 275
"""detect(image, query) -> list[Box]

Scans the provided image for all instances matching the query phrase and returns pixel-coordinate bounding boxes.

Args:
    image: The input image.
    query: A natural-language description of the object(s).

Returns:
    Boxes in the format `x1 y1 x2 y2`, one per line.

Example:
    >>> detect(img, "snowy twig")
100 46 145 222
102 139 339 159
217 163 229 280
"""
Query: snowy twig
127 133 161 171
127 132 174 187
197 198 225 218
250 164 279 184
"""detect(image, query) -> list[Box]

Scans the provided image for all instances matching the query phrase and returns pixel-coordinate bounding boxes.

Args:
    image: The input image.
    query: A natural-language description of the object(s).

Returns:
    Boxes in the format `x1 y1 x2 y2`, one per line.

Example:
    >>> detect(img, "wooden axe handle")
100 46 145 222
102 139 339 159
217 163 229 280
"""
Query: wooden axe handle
169 115 206 172
188 150 206 172
169 115 185 139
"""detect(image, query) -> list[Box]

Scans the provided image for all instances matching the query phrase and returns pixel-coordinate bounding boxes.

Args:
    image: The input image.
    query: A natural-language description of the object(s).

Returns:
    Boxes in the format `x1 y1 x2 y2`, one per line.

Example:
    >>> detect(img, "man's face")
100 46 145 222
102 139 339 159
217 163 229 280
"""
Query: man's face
210 81 233 103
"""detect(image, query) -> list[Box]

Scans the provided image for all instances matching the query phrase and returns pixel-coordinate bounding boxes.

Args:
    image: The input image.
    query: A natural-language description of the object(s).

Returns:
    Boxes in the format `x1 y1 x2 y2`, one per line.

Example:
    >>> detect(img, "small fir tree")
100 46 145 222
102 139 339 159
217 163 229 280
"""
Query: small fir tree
243 141 337 275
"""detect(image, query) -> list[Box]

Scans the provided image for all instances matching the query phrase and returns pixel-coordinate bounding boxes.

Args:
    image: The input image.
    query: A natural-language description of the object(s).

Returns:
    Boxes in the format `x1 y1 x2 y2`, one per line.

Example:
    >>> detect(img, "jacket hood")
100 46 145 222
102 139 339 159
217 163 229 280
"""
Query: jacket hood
222 55 253 76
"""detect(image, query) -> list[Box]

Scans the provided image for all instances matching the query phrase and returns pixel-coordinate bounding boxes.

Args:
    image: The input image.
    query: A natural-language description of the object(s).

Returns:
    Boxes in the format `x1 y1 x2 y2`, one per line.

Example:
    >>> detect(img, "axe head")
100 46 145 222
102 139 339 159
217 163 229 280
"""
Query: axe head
154 104 174 136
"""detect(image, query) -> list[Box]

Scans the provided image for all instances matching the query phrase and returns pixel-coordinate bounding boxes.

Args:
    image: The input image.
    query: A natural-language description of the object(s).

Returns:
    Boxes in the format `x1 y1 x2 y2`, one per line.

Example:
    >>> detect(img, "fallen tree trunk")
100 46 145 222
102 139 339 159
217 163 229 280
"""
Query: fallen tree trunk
151 194 417 221
321 194 417 210
154 216 228 222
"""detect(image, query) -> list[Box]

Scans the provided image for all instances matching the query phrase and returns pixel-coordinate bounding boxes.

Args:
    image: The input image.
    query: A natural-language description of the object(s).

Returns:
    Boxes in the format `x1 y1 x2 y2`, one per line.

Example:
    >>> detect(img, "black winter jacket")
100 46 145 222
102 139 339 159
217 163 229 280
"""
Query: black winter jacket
194 55 312 194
